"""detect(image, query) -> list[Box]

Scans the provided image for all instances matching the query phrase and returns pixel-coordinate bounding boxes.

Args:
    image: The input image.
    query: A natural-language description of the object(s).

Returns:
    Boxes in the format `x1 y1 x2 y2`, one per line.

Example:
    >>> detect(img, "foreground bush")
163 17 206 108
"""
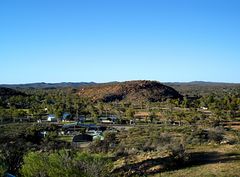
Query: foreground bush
20 150 112 177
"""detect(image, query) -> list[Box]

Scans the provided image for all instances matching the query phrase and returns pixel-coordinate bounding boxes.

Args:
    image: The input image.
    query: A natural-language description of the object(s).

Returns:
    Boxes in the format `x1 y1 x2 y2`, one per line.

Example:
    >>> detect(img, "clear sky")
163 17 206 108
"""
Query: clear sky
0 0 240 84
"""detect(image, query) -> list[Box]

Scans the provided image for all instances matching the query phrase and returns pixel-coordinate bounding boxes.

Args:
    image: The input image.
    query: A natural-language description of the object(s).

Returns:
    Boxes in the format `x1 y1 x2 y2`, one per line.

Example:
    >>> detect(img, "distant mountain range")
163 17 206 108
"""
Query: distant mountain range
0 82 97 89
1 81 239 89
165 81 240 86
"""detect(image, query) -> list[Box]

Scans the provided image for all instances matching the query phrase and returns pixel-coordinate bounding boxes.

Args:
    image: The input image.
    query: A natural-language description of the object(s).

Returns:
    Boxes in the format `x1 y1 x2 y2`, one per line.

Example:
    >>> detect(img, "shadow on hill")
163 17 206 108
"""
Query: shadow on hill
112 155 179 176
112 151 240 176
185 151 240 166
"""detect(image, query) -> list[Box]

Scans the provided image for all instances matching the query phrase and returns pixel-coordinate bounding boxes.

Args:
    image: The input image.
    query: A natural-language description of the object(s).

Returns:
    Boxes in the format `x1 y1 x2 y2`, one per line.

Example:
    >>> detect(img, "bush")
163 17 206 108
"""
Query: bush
20 150 112 177
89 132 117 153
74 153 112 177
168 143 188 162
207 128 224 143
113 126 187 156
0 154 7 177
186 127 224 145
20 152 49 177
186 129 208 145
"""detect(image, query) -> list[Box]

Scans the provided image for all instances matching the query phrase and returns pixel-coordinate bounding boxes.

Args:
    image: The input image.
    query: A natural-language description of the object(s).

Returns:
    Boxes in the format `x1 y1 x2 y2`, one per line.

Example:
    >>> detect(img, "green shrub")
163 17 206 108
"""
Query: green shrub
20 150 112 177
186 127 224 145
89 132 117 153
207 129 224 143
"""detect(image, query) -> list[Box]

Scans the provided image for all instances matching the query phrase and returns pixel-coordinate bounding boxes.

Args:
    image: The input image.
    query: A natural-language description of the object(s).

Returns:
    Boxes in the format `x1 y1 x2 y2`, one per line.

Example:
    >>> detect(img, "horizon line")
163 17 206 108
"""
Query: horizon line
1 80 240 85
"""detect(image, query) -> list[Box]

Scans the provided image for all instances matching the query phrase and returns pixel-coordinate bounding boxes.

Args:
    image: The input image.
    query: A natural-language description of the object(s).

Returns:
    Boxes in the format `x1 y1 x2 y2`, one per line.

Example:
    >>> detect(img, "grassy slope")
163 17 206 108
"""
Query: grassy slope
153 145 240 177
158 162 240 177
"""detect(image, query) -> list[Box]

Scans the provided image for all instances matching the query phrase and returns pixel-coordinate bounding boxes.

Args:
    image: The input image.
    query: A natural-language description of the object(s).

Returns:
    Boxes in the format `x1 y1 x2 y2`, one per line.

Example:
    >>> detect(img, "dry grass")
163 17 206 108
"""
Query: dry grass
152 144 240 177
156 161 240 177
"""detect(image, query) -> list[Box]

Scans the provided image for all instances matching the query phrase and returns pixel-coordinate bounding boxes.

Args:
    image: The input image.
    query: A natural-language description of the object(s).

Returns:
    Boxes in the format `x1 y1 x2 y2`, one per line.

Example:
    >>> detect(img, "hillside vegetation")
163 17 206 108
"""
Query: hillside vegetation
0 87 26 99
166 82 240 96
0 87 25 97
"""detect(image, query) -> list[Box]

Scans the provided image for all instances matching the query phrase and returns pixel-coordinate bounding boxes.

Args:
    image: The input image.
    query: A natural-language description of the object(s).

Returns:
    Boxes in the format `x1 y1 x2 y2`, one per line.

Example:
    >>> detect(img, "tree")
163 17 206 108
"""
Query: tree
0 98 4 108
88 105 98 123
54 109 63 122
0 152 7 176
0 109 5 123
175 111 185 126
126 108 135 119
181 97 190 108
149 111 157 123
210 110 225 127
97 102 104 116
20 152 48 177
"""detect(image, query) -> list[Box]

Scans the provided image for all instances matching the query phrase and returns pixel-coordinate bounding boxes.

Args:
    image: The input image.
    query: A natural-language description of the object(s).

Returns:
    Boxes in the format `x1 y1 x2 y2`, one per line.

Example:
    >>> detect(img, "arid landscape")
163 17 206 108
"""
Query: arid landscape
0 80 240 176
1 0 240 176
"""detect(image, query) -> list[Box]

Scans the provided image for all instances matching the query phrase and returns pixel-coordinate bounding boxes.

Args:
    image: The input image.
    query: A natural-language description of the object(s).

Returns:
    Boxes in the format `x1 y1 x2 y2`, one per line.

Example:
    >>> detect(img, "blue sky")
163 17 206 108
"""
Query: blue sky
0 0 240 84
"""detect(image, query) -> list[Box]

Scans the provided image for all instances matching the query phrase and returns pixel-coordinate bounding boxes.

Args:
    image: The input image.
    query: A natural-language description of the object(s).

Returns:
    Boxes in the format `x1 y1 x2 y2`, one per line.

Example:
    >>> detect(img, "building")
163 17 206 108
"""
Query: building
62 112 72 121
99 115 118 124
47 114 57 122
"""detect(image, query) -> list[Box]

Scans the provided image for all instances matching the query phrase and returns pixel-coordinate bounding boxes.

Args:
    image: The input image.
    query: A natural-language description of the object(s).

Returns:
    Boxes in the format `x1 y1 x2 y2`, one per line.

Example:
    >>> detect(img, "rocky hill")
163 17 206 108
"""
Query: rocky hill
77 80 182 102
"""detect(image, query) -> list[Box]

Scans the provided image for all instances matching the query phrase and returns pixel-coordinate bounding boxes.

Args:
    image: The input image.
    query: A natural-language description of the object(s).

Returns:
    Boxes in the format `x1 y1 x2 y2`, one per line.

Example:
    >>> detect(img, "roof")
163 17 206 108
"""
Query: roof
48 114 55 118
3 173 16 177
72 134 93 142
62 112 71 120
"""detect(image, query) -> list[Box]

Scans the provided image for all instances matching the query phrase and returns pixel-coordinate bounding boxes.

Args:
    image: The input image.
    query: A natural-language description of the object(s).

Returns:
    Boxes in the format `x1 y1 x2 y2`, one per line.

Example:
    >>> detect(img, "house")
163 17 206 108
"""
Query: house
92 134 104 141
47 114 57 122
86 129 102 136
99 115 118 124
130 119 135 125
85 129 104 140
39 131 47 138
62 112 72 121
200 107 208 110
76 115 86 123
62 124 85 135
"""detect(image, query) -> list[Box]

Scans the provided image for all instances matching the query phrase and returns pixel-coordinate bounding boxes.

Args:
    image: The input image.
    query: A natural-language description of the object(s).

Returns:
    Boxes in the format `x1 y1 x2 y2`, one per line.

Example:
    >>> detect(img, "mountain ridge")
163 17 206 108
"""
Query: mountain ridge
1 81 240 89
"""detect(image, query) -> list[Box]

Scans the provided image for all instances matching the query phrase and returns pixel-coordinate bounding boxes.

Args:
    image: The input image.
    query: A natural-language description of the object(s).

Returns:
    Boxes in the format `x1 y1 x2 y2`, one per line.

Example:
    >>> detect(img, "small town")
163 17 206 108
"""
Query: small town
1 0 240 176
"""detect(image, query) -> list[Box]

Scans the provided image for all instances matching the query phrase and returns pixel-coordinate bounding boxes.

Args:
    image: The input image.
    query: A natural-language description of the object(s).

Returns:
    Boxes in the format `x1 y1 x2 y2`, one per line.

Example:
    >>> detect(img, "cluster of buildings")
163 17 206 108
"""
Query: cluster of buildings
39 113 120 146
46 113 118 124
